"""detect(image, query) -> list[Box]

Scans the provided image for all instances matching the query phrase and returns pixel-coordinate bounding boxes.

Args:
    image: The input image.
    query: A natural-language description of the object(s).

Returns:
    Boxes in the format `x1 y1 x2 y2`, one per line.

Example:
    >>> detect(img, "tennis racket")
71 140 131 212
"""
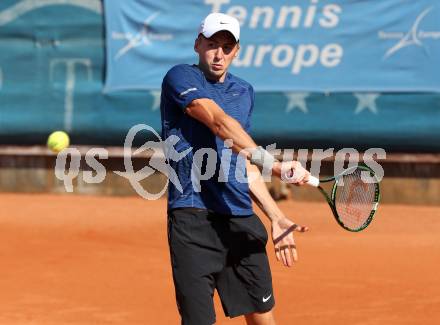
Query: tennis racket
305 164 380 232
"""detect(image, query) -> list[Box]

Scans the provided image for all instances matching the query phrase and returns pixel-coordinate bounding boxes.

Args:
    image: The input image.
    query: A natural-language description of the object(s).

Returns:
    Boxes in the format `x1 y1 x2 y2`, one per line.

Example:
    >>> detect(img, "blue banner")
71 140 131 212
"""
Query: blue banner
104 0 440 92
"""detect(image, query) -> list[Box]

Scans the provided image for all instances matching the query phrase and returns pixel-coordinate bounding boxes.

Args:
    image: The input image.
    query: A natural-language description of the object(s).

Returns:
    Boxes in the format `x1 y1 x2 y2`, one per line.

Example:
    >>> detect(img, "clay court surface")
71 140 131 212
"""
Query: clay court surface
1 193 439 325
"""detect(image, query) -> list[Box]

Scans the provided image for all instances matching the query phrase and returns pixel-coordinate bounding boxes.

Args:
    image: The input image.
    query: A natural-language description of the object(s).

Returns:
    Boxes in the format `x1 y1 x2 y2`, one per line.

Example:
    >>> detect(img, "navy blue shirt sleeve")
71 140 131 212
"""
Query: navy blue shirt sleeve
244 85 255 133
162 65 213 111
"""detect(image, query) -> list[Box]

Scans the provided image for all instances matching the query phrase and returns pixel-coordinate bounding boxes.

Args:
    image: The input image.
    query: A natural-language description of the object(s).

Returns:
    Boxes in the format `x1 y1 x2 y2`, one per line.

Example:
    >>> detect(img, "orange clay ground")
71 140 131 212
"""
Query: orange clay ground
0 193 439 325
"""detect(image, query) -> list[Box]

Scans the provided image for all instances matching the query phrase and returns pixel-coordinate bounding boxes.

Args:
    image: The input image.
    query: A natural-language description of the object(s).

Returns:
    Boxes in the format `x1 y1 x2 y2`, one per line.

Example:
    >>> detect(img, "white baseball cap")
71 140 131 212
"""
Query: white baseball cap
198 13 240 42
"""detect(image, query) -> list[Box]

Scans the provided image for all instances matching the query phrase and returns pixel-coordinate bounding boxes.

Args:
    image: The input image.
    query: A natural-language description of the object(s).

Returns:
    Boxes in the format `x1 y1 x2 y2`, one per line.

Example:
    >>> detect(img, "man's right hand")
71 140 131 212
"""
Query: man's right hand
272 161 310 185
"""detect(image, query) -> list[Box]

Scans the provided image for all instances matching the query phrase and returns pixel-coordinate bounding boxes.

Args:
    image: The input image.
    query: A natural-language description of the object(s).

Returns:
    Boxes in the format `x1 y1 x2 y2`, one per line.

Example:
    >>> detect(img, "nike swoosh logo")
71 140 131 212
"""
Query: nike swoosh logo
219 22 229 24
262 294 272 302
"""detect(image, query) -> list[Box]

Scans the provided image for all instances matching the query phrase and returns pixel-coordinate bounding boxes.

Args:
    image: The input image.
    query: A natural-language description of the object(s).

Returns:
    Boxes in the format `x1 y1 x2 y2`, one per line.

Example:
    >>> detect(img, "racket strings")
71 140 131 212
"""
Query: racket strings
335 169 377 230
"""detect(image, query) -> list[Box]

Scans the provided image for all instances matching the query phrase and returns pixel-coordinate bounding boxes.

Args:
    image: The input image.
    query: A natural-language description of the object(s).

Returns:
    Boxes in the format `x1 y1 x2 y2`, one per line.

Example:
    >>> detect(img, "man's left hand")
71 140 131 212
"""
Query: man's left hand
271 217 309 267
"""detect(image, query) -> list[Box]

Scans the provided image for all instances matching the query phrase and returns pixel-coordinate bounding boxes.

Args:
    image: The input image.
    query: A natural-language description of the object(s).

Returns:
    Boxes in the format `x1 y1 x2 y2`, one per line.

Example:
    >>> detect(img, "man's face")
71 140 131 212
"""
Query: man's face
194 31 239 82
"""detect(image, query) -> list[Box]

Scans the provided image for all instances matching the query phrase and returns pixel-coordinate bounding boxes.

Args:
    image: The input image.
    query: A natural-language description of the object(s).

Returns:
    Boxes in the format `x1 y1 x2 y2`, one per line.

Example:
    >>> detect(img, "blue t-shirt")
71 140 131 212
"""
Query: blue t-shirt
160 64 255 215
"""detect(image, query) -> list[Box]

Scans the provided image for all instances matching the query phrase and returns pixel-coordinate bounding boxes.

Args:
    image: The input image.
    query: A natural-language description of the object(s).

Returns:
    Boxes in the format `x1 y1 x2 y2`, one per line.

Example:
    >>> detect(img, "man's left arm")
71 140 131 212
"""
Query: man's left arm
247 161 308 267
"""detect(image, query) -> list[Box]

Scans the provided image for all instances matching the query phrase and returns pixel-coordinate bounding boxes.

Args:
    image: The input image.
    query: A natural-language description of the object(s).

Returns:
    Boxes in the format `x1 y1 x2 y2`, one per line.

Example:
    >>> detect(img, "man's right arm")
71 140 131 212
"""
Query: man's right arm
186 98 257 157
185 98 308 181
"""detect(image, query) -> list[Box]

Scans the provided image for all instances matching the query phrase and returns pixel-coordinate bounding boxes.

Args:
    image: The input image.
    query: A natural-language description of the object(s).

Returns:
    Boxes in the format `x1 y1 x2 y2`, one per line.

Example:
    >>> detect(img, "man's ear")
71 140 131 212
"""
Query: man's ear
234 44 240 58
194 36 201 53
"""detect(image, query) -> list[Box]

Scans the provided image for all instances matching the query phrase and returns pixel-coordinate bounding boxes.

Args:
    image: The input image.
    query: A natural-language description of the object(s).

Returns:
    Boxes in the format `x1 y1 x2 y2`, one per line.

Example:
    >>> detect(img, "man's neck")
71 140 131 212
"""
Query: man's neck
197 64 226 83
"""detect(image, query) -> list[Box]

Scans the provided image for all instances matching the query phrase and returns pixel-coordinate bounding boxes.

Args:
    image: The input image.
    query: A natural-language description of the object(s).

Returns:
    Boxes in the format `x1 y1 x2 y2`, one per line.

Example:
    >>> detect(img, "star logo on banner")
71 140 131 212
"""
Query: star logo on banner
379 6 440 59
150 90 161 111
354 93 381 114
112 12 173 60
284 92 310 114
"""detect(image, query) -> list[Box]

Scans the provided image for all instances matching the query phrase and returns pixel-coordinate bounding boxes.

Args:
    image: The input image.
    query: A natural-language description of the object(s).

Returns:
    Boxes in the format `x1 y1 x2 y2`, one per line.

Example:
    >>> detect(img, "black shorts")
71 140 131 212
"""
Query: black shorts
167 208 275 325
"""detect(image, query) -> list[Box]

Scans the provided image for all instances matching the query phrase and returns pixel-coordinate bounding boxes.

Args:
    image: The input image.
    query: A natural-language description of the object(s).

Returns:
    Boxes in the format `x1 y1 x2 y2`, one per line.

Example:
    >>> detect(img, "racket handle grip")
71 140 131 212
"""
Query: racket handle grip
307 175 320 187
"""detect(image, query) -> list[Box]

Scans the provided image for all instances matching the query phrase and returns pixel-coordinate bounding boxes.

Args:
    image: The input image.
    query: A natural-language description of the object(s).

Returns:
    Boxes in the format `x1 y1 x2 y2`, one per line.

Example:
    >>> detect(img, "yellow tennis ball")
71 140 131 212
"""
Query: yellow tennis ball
47 131 70 153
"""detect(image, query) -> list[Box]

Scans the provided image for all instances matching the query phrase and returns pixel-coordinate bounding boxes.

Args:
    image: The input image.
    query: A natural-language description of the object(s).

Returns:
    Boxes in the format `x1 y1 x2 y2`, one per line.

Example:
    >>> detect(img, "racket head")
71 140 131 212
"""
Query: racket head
330 165 380 232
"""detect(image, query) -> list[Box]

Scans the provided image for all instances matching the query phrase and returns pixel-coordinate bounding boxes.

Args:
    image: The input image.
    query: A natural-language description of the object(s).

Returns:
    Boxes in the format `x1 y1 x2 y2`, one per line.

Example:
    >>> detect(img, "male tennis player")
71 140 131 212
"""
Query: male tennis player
160 13 309 325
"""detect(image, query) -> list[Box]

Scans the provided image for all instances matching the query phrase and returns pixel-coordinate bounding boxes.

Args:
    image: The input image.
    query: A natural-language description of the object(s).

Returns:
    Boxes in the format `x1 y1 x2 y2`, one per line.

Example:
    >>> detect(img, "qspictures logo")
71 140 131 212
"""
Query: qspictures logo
54 124 386 200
